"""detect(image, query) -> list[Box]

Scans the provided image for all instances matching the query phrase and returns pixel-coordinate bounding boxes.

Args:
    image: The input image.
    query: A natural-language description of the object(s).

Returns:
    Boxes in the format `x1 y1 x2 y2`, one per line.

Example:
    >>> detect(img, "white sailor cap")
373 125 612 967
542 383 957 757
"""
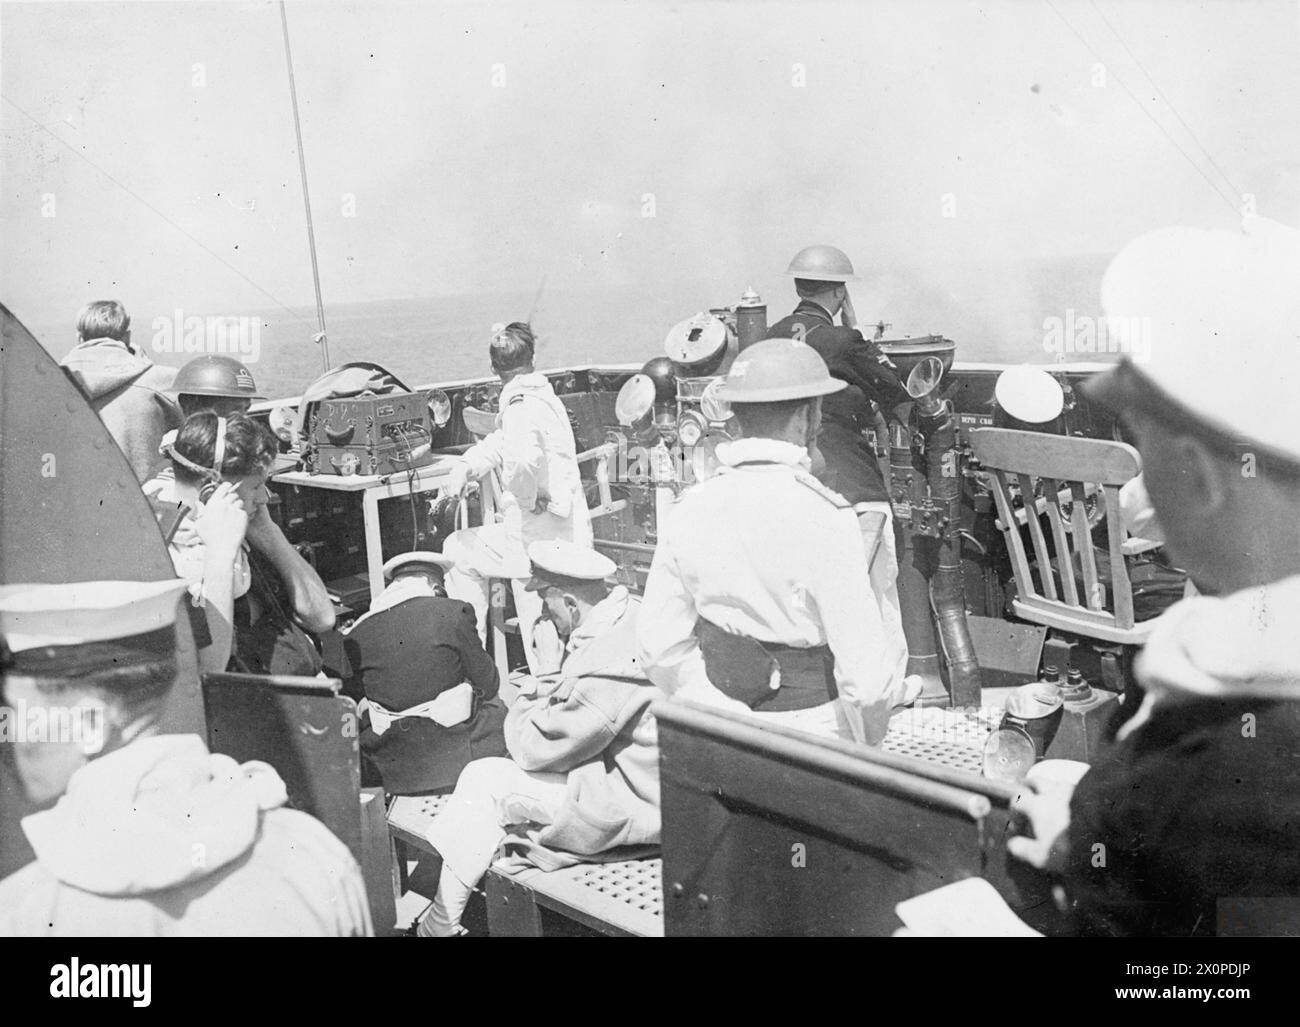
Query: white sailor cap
0 579 188 674
995 365 1064 424
382 551 456 582
524 540 616 592
1084 217 1300 463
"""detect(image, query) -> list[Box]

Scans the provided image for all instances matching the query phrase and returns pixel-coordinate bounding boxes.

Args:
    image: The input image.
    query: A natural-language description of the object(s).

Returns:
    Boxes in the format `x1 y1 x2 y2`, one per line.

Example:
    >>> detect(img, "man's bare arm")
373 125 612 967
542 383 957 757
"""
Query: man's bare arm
245 507 336 633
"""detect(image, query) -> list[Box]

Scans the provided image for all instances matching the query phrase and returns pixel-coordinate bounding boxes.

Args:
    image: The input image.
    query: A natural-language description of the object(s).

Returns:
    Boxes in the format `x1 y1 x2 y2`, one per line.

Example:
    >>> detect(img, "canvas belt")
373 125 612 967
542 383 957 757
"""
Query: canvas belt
694 617 837 712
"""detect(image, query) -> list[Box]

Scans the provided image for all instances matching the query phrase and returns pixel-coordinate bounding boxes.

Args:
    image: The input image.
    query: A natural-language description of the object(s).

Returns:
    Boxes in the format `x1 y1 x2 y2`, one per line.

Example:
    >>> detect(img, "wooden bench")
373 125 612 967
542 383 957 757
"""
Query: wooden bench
654 698 1061 936
384 701 999 937
387 793 664 937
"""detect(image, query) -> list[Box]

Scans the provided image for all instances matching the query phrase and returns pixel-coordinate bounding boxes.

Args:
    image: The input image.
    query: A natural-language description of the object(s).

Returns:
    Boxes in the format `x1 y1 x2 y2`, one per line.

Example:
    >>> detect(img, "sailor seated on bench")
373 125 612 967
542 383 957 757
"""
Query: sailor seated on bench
342 551 508 796
416 540 662 937
0 579 370 936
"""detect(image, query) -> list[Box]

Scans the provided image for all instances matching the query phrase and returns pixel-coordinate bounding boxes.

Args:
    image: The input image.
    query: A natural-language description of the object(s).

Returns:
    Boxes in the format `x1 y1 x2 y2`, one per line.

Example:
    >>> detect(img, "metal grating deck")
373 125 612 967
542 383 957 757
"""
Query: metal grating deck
881 705 998 775
386 792 451 844
388 711 995 936
567 858 664 919
386 792 664 936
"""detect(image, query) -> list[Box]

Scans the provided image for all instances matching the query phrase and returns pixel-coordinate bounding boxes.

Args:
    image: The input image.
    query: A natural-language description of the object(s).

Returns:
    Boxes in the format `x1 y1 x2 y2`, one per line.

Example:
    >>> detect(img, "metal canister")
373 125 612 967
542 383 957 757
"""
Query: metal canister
982 725 1037 783
1000 677 1065 759
736 286 767 351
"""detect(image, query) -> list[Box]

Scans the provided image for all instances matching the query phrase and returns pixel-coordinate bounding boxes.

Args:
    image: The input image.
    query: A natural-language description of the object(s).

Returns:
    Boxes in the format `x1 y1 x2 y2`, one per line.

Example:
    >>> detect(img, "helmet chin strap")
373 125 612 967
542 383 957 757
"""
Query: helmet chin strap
212 416 227 475
165 415 228 489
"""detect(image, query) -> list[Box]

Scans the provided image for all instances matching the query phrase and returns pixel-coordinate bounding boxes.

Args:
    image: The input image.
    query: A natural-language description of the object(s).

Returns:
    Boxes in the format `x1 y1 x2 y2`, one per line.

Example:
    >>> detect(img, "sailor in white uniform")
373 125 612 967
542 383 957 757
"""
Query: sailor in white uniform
0 579 371 936
636 337 913 746
418 540 659 938
439 323 593 674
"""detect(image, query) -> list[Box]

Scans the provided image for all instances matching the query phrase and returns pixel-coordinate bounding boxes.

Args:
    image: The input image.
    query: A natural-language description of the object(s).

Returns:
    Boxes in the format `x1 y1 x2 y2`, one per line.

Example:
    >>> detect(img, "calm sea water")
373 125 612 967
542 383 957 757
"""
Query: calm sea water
30 254 1120 401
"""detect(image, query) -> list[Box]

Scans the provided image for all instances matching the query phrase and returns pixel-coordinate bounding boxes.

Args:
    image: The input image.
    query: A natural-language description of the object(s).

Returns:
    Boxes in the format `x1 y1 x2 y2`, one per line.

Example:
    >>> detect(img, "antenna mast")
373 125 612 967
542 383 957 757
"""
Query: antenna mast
279 0 331 372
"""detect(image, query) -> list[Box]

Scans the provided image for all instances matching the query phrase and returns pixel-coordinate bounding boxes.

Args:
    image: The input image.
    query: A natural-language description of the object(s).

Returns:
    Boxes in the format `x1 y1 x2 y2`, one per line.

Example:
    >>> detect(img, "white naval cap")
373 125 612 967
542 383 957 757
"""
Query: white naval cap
382 550 456 582
0 579 188 653
995 365 1064 424
0 579 188 673
1085 216 1300 462
524 540 616 592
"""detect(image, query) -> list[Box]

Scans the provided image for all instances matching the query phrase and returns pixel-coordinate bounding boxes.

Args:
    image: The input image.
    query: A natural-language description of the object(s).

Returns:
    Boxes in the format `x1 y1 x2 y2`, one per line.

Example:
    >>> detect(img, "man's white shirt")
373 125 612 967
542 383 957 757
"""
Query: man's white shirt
459 372 592 548
635 437 902 745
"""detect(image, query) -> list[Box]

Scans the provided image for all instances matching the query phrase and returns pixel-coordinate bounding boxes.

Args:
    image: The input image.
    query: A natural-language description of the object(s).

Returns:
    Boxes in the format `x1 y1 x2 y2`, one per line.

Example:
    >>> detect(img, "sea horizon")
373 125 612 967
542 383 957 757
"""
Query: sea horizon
21 252 1122 401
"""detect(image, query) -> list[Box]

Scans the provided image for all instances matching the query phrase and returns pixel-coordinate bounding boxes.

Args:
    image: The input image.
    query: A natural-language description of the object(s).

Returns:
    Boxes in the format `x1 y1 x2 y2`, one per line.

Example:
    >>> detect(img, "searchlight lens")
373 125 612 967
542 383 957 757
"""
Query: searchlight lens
678 411 705 448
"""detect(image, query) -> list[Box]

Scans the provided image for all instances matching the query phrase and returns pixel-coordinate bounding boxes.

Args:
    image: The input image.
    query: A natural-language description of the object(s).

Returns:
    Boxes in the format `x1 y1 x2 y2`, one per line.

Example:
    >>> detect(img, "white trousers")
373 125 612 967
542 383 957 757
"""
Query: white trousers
855 500 909 692
442 529 563 676
419 757 569 935
755 700 858 743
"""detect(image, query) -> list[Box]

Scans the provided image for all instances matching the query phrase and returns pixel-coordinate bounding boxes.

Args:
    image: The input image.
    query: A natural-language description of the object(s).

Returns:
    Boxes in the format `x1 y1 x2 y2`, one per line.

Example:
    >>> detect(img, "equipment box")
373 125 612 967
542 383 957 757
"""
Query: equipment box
306 392 434 475
306 438 433 477
309 392 429 448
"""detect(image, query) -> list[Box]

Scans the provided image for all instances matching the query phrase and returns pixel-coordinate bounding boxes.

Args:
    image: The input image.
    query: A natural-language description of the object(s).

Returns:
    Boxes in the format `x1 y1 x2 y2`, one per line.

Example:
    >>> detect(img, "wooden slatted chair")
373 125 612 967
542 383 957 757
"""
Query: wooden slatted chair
968 427 1158 646
577 440 628 521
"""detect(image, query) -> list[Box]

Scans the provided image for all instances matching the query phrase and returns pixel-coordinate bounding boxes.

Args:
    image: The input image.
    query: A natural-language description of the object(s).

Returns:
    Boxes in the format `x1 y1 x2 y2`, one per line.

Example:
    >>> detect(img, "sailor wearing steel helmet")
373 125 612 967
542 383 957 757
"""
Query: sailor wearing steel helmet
768 245 915 690
147 354 266 483
170 354 264 418
637 337 913 745
768 245 913 488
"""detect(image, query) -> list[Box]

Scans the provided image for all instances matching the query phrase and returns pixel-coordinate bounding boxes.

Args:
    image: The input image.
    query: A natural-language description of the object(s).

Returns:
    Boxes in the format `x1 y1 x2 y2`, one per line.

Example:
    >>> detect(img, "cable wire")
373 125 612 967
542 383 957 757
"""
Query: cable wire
2 92 317 328
1041 0 1242 215
1089 0 1245 202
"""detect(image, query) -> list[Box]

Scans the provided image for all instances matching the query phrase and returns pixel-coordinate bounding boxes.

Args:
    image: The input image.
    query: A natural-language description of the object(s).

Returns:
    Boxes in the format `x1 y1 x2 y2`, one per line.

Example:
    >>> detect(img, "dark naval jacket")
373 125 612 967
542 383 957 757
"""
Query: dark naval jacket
343 595 507 795
1063 696 1300 937
767 300 911 504
1059 576 1300 937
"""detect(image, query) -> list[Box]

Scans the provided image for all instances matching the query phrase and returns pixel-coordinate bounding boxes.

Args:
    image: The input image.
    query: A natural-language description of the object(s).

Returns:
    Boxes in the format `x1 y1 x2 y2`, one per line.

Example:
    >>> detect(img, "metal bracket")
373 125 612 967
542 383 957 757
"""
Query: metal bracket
486 872 544 937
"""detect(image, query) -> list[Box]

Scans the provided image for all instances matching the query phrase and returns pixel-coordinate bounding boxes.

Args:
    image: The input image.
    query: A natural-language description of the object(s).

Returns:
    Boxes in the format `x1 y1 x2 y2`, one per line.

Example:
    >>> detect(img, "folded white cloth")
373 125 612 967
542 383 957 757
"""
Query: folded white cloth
359 682 475 735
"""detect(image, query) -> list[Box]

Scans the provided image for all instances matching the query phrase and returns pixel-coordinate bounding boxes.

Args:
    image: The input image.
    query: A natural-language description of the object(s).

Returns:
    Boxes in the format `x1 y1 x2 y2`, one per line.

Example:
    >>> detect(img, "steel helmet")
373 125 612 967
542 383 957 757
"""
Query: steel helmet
170 355 264 400
639 356 678 404
784 244 858 282
720 337 846 403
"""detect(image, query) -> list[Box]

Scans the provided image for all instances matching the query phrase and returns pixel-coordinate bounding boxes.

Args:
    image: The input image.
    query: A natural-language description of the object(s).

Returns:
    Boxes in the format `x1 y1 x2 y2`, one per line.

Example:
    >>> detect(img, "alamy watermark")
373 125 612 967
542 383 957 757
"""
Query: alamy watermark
50 959 151 1007
151 309 262 362
0 699 105 753
607 435 712 485
1043 309 1152 363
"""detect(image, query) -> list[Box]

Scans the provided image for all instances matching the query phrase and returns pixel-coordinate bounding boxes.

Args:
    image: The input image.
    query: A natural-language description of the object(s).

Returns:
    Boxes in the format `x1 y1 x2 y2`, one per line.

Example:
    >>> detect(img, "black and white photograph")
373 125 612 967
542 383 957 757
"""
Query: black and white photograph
0 0 1296 978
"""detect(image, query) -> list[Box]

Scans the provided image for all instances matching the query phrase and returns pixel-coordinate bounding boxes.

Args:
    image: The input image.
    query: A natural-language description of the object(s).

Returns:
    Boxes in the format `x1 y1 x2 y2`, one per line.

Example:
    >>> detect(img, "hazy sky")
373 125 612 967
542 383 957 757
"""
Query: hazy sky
2 0 1298 361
